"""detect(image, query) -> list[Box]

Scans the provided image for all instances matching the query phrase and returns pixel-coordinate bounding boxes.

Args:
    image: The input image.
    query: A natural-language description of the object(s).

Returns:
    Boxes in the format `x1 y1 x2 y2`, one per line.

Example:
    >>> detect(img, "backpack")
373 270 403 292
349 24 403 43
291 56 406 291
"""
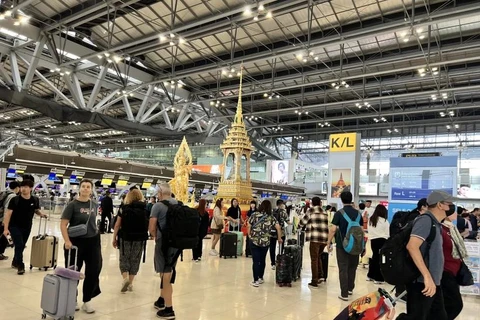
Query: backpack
160 200 199 250
390 210 419 236
120 203 149 242
0 191 11 219
380 215 436 286
340 209 365 255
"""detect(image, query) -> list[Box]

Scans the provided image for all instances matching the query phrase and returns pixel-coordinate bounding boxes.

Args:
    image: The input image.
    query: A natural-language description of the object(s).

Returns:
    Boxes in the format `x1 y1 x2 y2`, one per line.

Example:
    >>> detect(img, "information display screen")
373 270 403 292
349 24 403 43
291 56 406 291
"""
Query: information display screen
141 182 151 189
6 168 17 179
48 172 57 181
101 178 113 186
359 183 378 196
390 167 455 200
117 180 128 187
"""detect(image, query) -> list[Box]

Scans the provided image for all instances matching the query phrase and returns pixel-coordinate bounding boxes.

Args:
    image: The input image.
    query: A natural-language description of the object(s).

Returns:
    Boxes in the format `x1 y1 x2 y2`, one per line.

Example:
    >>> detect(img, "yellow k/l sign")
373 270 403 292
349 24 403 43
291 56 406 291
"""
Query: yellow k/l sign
329 133 357 152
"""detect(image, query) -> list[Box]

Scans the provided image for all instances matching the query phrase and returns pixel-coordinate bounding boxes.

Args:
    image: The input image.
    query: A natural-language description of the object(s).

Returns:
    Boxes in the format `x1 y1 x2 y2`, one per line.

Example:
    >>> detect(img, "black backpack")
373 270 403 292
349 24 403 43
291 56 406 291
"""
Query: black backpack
380 215 436 286
160 200 199 250
390 210 419 236
120 203 149 242
0 191 11 218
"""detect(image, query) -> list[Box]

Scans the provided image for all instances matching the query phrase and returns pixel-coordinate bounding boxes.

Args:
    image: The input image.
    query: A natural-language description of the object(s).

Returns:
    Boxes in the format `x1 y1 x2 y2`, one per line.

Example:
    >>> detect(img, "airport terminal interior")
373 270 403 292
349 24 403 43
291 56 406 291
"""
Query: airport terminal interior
1 0 480 319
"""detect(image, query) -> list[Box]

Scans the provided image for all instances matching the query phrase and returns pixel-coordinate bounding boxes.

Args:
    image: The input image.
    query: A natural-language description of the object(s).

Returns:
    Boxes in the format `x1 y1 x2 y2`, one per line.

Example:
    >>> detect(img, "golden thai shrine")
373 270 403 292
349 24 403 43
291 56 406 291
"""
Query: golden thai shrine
216 69 254 207
169 136 193 204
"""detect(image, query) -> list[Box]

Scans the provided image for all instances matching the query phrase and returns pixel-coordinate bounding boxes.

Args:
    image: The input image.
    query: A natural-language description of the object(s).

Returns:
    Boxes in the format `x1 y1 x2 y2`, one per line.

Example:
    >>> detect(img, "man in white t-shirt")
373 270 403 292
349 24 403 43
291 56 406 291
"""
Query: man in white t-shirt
365 200 375 218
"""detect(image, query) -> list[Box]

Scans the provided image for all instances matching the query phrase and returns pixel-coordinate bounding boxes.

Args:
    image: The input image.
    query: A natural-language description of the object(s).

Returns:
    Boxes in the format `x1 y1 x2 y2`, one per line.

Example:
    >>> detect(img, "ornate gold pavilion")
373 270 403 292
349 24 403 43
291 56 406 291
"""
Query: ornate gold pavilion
216 70 254 205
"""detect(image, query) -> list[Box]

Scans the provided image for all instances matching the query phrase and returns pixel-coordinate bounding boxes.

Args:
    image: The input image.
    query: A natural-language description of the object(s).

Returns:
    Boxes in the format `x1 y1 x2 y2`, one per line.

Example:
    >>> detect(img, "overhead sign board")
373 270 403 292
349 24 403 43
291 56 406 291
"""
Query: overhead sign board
329 133 357 152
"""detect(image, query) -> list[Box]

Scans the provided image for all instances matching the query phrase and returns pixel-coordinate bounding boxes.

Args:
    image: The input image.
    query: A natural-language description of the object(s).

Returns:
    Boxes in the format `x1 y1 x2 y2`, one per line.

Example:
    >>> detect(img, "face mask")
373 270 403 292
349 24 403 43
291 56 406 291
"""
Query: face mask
446 204 456 216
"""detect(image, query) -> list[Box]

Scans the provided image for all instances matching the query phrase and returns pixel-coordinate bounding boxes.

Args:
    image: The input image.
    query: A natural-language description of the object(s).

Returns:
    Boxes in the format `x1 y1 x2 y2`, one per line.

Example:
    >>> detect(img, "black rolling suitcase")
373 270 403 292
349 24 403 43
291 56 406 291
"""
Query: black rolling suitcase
275 244 293 287
285 244 302 281
320 251 329 281
219 232 238 259
245 236 252 257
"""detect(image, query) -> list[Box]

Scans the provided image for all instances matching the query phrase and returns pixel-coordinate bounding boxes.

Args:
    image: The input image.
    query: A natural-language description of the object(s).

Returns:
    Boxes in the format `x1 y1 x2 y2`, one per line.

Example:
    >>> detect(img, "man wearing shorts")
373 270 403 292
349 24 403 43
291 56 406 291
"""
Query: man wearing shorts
149 183 180 320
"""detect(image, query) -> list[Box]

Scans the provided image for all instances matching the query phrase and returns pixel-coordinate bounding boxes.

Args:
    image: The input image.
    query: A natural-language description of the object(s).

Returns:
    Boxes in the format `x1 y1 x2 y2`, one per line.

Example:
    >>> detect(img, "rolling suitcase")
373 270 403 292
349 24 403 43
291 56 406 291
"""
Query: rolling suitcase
285 244 302 281
219 232 238 258
276 243 293 287
230 221 244 256
30 216 58 271
41 247 78 320
245 236 252 257
320 251 329 281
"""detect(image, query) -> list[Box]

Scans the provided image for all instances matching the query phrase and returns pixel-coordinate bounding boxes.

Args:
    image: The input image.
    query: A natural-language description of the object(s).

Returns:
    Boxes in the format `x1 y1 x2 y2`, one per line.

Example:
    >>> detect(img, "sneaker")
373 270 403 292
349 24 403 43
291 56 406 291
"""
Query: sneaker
374 281 385 285
257 278 264 284
121 278 130 293
0 254 8 260
317 279 325 284
271 265 276 270
11 261 18 269
17 263 25 275
348 291 353 295
81 302 95 314
154 297 165 310
194 259 200 263
250 281 259 287
156 308 175 319
338 295 349 301
128 284 133 292
308 282 319 289
209 249 218 256
75 303 80 311
366 277 373 282
198 257 202 261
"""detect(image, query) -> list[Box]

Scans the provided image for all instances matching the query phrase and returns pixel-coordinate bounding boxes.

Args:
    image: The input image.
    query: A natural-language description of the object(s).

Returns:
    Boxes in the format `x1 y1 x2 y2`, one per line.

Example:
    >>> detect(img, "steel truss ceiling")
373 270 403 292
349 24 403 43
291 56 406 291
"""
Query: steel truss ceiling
0 0 478 161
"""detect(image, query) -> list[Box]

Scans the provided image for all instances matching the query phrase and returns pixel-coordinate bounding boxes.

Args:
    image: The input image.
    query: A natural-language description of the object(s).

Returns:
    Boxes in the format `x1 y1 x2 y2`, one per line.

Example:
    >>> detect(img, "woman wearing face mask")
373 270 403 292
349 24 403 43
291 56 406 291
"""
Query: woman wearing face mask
441 205 466 319
226 198 244 232
60 179 102 314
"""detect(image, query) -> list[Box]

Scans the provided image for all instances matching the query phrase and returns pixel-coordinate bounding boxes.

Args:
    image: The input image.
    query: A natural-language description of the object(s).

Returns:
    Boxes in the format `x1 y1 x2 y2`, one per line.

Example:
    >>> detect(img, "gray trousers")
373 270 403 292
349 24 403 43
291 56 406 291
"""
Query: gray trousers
336 247 360 297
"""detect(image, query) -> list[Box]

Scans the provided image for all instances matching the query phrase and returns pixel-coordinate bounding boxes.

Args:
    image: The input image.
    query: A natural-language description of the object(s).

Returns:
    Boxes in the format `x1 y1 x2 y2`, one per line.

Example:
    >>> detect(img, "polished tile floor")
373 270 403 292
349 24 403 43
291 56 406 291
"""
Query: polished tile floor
1 217 480 319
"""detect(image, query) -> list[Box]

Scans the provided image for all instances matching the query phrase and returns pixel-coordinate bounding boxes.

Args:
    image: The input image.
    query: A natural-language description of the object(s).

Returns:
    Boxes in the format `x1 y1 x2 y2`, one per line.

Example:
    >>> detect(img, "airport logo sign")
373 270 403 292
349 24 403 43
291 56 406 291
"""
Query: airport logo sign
329 133 357 152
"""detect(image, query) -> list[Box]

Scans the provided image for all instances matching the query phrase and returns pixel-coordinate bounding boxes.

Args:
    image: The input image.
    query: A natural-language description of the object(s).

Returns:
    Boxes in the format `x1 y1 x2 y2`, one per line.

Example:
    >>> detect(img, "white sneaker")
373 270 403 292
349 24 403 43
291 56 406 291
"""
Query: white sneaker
128 284 133 292
257 278 264 284
374 281 385 285
366 277 373 282
271 265 276 270
75 303 80 311
338 295 349 301
81 302 95 314
209 249 218 256
250 281 259 287
121 278 130 293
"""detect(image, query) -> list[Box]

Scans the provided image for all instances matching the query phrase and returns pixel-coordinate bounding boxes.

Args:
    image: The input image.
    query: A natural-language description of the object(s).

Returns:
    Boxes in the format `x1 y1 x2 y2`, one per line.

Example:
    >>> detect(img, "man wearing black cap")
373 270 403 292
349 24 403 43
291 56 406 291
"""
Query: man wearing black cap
396 190 453 320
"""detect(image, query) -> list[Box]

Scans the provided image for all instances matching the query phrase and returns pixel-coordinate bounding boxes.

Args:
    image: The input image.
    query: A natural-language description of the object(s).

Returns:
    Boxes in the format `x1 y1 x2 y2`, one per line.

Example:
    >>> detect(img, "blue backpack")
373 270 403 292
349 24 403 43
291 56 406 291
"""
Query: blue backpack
341 209 365 255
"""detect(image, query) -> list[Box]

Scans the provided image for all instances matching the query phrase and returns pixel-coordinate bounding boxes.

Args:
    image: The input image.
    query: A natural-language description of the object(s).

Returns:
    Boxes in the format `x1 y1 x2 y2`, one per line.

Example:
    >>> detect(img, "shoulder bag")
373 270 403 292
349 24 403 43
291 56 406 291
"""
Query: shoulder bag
68 200 93 238
450 232 474 286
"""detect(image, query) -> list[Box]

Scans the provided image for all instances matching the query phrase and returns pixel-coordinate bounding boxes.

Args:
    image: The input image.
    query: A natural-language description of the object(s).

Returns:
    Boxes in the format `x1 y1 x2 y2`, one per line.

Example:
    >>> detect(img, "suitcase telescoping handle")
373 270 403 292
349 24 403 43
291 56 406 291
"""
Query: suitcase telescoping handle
36 216 48 238
67 246 79 270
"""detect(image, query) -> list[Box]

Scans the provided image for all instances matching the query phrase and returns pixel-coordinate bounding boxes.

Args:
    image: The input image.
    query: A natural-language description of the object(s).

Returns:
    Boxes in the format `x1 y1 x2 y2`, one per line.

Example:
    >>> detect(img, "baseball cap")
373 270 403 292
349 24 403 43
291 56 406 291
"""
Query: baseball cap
427 190 456 206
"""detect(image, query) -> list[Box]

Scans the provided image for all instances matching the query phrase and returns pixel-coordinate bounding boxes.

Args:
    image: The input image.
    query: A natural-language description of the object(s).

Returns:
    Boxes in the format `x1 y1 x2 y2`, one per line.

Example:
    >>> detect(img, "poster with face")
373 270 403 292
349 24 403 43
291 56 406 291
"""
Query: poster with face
271 160 289 184
330 168 352 198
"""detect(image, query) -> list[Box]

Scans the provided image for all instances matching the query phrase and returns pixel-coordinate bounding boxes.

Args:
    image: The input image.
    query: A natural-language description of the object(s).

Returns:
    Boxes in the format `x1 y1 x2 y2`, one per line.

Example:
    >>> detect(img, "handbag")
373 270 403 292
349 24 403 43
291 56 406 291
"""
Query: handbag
68 200 93 238
450 233 474 286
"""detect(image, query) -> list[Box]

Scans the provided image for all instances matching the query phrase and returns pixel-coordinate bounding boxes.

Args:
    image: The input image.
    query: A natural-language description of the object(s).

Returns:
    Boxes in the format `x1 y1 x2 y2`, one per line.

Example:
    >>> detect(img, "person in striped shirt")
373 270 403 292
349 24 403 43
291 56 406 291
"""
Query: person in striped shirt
299 197 329 288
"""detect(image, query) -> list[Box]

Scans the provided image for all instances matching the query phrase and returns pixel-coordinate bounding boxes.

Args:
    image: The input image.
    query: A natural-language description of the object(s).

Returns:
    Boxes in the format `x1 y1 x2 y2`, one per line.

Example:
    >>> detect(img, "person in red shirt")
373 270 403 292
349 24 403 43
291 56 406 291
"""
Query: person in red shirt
441 208 465 319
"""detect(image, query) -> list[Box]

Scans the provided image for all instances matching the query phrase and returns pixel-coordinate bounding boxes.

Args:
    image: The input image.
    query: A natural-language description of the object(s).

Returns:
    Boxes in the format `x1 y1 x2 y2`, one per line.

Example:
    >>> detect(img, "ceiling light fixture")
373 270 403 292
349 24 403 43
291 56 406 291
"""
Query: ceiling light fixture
97 52 123 63
163 80 184 89
331 80 350 90
264 92 280 99
294 110 309 115
222 66 241 78
244 4 273 21
296 50 320 63
159 33 186 46
318 122 330 127
418 66 439 77
398 27 426 43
